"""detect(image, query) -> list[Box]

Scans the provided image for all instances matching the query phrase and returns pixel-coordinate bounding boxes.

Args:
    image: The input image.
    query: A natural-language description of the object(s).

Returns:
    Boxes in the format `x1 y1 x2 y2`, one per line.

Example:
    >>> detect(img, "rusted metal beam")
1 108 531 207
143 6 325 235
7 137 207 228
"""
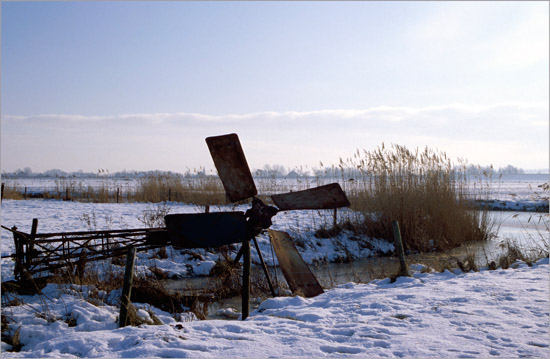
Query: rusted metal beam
2 225 30 239
26 243 156 275
30 227 164 239
242 238 250 320
1 224 165 277
252 238 276 297
18 232 155 244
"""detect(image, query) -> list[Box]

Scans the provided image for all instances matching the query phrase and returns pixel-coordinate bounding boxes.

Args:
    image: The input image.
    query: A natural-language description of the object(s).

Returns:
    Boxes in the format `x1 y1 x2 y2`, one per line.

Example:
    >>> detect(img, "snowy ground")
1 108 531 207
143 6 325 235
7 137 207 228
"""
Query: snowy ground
1 258 548 358
0 200 394 282
4 173 549 209
1 175 548 358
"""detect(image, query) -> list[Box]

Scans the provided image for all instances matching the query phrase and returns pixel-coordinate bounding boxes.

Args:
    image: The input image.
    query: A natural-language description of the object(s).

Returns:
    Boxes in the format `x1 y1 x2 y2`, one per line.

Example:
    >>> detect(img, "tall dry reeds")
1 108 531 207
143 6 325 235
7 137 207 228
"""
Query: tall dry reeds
134 174 227 205
340 143 496 251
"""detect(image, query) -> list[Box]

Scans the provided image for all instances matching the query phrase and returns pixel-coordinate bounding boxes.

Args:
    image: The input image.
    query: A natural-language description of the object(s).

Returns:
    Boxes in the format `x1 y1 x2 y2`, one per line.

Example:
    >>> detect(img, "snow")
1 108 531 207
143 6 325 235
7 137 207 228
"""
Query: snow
1 174 548 357
1 258 548 358
0 200 393 282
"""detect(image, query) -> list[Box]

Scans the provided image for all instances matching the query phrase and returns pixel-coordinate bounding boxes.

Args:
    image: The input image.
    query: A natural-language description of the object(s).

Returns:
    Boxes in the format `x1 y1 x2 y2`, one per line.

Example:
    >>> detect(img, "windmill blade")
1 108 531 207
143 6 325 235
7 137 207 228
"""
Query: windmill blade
268 229 324 298
206 133 257 202
271 183 350 211
165 212 248 249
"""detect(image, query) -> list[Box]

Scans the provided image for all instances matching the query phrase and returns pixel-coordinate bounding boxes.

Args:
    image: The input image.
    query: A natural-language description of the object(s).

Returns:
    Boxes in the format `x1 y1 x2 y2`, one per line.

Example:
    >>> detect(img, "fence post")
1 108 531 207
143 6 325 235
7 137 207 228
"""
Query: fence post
205 205 210 213
11 226 22 280
116 188 120 203
242 239 250 320
75 247 88 280
119 246 137 327
24 187 27 200
333 208 338 228
26 219 38 270
1 182 4 202
391 220 409 277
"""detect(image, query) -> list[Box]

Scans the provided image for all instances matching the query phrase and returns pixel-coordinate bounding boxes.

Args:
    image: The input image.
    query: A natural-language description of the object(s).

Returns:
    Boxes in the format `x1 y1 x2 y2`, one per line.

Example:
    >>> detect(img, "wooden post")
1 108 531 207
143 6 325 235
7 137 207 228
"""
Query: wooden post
75 247 88 280
391 220 409 276
65 188 70 201
333 208 338 228
24 187 27 200
116 188 120 203
11 226 22 280
242 239 250 320
26 219 38 270
119 246 136 327
205 205 210 213
1 183 4 202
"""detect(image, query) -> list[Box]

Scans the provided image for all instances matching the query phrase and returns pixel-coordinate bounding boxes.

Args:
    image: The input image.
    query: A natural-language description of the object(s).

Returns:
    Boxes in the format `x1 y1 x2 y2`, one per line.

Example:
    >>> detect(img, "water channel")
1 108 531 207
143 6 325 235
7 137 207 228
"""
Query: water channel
163 211 548 320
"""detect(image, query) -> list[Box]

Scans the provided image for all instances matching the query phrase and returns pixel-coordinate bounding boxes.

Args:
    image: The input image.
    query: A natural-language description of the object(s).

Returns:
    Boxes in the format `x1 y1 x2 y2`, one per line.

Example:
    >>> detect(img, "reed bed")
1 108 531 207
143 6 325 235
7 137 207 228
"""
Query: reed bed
336 143 496 251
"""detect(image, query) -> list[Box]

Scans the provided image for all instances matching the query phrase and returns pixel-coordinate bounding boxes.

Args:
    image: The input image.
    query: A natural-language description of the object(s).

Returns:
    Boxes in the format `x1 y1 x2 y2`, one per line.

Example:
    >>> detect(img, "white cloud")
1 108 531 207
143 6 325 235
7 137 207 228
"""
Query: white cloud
2 102 547 172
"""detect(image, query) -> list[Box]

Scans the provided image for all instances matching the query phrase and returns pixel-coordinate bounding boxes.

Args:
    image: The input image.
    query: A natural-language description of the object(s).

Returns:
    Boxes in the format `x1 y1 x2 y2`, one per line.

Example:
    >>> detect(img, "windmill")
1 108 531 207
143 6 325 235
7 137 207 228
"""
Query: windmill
163 133 350 319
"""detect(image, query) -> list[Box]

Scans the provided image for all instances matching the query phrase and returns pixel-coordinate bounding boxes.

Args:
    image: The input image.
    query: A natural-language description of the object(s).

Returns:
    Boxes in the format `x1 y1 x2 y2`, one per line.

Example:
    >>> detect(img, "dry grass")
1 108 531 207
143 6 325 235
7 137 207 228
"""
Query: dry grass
337 144 497 252
134 175 227 205
1 182 24 200
2 175 233 204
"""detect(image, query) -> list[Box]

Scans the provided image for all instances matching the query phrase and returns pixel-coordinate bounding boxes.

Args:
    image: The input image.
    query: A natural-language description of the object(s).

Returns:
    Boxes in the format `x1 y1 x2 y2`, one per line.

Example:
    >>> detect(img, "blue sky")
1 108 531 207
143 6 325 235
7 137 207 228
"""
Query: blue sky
1 1 548 173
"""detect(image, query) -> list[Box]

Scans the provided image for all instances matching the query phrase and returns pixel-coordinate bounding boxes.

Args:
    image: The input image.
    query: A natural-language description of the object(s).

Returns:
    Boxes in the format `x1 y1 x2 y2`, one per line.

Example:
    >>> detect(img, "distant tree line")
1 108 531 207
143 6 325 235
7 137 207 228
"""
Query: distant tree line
1 168 199 179
1 163 547 179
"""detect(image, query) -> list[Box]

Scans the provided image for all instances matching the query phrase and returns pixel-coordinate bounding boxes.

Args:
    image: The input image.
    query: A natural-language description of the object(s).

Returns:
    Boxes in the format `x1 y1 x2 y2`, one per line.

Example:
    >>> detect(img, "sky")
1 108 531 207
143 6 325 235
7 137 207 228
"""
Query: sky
1 1 548 174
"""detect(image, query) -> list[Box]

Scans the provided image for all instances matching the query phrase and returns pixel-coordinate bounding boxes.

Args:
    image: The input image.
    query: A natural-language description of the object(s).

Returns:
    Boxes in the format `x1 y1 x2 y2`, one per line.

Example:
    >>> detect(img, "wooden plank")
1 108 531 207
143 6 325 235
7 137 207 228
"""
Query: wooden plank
206 133 257 202
268 229 324 298
271 183 350 211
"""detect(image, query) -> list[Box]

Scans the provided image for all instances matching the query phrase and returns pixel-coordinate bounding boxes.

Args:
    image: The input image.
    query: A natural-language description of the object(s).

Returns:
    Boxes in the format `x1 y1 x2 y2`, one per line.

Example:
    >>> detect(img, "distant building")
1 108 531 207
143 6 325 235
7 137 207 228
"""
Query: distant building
286 170 300 179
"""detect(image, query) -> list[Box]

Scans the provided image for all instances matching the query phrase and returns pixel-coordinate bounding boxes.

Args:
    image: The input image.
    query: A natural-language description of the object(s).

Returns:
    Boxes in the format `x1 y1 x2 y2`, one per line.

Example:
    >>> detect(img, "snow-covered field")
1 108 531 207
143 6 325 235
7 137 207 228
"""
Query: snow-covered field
0 200 395 282
3 173 548 205
1 174 548 358
2 258 548 358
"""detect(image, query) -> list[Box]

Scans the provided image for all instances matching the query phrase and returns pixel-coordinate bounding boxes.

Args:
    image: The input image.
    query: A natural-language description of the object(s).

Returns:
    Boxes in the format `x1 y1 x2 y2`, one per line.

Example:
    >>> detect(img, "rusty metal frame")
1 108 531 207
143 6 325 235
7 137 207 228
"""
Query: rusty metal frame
2 225 165 278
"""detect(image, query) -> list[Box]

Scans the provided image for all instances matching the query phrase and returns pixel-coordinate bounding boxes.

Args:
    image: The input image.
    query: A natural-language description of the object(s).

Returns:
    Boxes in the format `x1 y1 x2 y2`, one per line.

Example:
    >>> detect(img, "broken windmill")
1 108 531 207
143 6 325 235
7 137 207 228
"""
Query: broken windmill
163 133 351 319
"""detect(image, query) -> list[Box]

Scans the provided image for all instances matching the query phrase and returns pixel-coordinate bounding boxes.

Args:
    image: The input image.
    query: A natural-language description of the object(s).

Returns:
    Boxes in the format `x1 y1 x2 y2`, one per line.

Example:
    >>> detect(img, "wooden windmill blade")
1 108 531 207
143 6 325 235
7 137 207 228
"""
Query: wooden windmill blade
271 183 350 211
268 229 324 298
206 133 257 202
